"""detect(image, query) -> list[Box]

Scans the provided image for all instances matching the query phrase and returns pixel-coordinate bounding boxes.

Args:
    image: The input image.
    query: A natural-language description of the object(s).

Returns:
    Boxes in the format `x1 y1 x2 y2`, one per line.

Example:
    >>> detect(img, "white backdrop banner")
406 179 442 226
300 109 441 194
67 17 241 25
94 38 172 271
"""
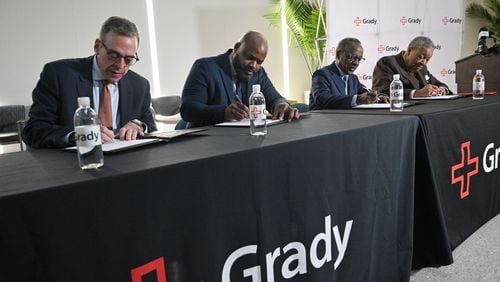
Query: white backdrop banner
327 0 464 92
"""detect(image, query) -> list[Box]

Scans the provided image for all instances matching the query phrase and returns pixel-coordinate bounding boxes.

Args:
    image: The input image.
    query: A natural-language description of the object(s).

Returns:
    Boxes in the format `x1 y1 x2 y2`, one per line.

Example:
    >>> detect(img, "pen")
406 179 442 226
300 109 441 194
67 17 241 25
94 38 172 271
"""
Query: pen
235 94 243 103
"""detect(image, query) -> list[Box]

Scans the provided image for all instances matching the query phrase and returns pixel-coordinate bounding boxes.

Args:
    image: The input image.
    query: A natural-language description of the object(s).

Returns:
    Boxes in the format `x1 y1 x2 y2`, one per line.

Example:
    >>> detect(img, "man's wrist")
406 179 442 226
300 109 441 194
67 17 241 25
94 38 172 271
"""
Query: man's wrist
130 119 145 130
68 132 76 145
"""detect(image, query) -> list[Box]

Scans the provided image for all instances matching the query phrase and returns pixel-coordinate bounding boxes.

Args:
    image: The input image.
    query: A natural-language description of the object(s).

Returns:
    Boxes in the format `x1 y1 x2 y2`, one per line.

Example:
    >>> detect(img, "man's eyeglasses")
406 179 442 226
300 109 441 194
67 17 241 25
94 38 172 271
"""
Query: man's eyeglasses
101 42 139 66
344 54 366 63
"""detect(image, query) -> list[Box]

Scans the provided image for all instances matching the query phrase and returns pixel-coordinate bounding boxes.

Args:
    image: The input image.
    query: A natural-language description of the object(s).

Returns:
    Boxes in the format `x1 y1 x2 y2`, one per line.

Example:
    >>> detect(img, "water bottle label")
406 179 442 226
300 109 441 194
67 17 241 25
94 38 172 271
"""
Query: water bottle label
473 81 485 91
250 105 266 120
393 89 403 98
75 125 102 152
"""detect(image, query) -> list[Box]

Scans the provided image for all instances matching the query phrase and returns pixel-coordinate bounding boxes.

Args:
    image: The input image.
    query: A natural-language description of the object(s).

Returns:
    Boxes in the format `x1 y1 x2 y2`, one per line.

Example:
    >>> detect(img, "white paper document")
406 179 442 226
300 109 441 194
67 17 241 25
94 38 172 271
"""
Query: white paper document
411 94 461 100
216 119 285 127
352 102 415 109
66 138 160 153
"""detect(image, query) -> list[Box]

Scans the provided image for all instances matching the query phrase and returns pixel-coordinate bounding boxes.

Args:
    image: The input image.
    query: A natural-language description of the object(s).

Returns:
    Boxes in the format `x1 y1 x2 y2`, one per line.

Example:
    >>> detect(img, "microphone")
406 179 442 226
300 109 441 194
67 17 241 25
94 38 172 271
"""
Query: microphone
477 27 489 55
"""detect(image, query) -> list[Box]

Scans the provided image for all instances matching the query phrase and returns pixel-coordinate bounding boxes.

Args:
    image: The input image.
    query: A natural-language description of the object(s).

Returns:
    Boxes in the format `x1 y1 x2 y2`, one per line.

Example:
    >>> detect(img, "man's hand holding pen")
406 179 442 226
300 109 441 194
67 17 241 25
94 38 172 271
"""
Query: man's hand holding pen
225 95 249 121
357 89 389 104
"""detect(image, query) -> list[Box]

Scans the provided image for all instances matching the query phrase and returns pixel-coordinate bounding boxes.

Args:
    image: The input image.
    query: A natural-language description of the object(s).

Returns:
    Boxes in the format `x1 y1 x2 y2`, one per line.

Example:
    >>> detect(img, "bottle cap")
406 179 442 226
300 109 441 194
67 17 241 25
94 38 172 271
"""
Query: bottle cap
476 69 482 74
393 74 400 80
252 84 261 92
77 97 90 107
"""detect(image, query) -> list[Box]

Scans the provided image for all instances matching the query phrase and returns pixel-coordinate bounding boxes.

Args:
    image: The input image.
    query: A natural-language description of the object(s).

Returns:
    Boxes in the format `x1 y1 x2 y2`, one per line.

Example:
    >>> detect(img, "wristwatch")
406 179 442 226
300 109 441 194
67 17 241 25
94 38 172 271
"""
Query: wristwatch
130 119 145 130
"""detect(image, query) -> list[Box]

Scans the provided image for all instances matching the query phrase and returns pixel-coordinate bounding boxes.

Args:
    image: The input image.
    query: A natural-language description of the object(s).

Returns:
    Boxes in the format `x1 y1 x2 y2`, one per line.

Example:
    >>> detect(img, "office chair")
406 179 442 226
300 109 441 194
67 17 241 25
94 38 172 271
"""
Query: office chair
151 96 180 117
175 119 188 130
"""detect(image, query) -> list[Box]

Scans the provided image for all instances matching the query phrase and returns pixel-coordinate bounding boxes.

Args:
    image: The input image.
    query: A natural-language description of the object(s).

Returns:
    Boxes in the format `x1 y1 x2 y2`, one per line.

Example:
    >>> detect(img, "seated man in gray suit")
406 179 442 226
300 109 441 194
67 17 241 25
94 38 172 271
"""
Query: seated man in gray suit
180 31 299 127
23 16 156 149
372 36 452 99
309 37 383 110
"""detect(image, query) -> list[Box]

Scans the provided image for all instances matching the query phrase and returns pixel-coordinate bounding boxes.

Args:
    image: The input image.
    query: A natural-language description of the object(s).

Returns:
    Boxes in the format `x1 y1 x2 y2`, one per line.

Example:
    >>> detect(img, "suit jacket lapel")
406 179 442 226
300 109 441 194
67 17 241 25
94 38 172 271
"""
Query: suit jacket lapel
76 57 94 108
216 52 236 104
118 76 133 126
330 63 347 95
396 52 420 90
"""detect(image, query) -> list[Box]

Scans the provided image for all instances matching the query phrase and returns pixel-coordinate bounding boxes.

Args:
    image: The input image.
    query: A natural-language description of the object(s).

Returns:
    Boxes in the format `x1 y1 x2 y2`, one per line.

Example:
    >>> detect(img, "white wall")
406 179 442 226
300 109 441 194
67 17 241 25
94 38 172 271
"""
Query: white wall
0 0 482 106
0 0 309 106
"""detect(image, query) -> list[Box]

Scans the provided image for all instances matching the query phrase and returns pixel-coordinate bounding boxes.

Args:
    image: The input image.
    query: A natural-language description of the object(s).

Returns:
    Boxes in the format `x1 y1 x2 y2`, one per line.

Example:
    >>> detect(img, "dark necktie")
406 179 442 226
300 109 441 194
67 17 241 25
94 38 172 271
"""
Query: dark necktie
342 75 349 96
235 81 244 104
99 80 113 129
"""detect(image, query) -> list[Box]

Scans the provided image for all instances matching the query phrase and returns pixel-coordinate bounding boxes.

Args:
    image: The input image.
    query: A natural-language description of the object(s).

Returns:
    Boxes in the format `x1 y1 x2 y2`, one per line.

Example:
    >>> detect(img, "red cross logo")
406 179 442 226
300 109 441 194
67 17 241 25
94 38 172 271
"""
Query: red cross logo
251 106 262 119
377 44 385 53
354 17 362 26
442 16 449 26
356 73 363 80
329 46 336 57
440 68 447 77
451 141 479 199
131 257 166 282
400 16 408 26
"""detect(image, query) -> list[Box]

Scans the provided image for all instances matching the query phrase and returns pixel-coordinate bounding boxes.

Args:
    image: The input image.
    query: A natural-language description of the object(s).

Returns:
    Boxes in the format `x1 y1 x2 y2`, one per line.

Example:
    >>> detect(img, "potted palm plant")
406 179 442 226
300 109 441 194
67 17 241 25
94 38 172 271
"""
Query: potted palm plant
465 0 500 36
264 0 328 76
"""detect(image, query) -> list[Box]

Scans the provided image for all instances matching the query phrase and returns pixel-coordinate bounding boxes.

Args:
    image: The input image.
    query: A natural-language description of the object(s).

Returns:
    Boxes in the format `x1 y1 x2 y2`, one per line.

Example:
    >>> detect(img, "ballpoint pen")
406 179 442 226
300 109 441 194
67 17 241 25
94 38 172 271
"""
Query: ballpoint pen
234 94 243 103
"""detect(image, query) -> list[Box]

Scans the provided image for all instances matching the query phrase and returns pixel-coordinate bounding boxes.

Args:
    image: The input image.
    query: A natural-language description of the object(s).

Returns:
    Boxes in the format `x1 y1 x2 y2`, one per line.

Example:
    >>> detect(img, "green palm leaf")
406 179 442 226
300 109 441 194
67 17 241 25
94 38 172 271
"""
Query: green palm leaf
264 0 327 75
465 0 500 36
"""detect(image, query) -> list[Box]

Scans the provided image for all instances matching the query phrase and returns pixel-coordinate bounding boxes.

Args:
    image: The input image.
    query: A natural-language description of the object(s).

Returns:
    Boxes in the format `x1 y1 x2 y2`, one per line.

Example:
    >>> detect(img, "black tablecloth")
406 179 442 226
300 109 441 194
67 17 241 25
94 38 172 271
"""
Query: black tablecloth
0 114 418 282
313 94 500 268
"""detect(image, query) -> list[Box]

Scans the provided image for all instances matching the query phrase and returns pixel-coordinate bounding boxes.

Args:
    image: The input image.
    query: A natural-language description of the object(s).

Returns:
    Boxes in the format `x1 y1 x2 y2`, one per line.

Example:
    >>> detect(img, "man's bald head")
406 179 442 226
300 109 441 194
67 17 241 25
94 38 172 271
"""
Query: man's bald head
232 31 268 81
237 31 268 55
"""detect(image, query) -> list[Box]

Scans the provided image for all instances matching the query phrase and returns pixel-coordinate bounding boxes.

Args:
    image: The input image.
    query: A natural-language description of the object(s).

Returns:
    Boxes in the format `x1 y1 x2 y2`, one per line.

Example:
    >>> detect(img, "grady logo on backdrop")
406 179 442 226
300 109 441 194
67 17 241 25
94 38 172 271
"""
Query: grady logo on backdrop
451 141 500 199
356 73 373 82
329 46 336 58
440 68 456 77
442 16 462 26
377 44 400 54
353 17 377 27
400 16 422 25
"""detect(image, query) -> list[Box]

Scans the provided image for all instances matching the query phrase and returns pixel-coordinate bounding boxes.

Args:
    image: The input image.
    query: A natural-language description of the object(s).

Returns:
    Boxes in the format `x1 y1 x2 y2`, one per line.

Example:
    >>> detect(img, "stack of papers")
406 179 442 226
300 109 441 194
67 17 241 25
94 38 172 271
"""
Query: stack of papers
66 128 206 154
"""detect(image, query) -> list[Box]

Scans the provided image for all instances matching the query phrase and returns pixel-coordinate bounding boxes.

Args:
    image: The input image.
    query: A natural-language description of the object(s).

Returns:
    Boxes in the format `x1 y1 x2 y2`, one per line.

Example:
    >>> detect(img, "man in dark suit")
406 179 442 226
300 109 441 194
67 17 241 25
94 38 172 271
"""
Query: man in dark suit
180 31 299 127
23 16 156 149
309 37 382 110
372 36 452 99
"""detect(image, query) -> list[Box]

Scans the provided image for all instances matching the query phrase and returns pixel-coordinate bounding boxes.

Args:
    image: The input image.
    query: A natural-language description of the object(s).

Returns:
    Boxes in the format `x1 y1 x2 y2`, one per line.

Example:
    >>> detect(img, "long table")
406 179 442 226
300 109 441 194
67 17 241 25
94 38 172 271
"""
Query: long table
0 114 419 282
313 94 500 268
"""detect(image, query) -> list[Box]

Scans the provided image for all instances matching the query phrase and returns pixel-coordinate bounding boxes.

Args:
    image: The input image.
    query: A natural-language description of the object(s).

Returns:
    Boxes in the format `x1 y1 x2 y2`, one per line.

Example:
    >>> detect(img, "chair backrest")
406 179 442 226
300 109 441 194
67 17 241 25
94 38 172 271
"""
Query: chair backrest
175 119 188 130
0 105 26 133
151 96 181 117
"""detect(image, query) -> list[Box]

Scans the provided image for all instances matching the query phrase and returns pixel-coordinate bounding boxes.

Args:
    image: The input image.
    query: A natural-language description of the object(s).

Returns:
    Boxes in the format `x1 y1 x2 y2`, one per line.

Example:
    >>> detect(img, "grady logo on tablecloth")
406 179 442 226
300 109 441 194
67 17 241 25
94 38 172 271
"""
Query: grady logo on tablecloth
221 215 353 282
451 141 500 199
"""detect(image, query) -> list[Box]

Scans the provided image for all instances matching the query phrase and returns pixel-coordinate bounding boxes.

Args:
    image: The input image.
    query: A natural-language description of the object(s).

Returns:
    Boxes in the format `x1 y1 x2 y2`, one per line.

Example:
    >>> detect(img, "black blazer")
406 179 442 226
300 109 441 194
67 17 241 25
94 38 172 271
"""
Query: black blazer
23 56 156 148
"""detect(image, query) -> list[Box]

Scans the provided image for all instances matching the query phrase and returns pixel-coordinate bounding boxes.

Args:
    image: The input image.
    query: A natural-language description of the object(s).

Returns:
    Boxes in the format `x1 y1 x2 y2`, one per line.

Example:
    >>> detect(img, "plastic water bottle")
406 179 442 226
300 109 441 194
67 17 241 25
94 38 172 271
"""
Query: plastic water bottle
472 69 485 100
390 74 404 112
74 97 103 169
249 84 267 136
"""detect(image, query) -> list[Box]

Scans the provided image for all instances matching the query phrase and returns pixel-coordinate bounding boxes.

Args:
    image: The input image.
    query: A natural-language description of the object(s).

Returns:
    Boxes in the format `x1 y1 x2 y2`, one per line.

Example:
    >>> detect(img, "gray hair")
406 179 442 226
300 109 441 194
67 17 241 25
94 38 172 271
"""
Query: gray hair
100 16 140 45
336 37 362 58
408 36 435 50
